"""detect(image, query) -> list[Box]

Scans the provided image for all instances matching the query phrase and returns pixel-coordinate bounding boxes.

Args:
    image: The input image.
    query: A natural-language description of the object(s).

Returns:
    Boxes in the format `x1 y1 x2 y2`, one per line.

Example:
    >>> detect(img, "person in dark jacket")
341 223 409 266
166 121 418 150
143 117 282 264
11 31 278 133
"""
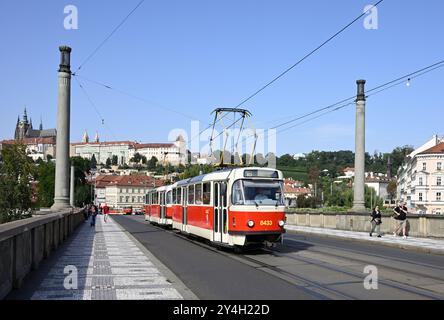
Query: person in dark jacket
90 204 98 227
393 202 408 238
370 206 382 237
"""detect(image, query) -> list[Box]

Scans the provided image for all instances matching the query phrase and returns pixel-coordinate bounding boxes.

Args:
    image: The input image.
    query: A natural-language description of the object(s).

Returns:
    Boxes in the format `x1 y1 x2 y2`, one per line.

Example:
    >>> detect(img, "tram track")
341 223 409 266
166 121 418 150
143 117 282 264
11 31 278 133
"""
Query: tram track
130 218 444 300
169 229 354 300
281 238 444 284
284 234 444 272
264 245 443 300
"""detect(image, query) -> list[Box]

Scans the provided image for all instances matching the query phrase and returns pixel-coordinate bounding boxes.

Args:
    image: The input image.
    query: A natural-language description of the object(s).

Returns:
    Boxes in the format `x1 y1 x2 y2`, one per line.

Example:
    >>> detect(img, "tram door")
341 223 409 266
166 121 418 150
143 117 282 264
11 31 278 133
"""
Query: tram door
214 182 228 243
182 187 187 232
160 191 165 222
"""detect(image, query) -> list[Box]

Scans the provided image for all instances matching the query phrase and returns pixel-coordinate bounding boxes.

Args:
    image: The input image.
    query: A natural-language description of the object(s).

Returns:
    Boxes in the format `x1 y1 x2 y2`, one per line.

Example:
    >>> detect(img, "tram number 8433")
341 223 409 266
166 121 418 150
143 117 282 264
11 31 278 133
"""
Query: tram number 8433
259 220 273 226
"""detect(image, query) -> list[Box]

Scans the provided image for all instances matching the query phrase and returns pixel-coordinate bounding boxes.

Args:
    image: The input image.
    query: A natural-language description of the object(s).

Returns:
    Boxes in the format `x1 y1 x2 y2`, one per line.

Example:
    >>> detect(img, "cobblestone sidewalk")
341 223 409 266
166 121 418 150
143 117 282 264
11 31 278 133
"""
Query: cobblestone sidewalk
30 216 183 300
285 225 444 255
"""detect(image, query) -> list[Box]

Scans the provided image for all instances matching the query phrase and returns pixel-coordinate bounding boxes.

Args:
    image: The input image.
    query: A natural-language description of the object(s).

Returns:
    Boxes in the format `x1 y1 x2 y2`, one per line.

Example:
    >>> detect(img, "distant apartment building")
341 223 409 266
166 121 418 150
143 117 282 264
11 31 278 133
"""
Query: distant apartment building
283 178 312 207
398 135 444 214
70 132 187 166
94 175 164 210
337 167 393 204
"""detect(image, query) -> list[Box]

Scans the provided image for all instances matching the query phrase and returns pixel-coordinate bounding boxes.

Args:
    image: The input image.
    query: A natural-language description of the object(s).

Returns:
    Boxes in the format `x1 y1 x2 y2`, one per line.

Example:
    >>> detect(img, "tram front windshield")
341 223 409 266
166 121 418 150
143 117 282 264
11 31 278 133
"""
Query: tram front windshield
232 180 284 206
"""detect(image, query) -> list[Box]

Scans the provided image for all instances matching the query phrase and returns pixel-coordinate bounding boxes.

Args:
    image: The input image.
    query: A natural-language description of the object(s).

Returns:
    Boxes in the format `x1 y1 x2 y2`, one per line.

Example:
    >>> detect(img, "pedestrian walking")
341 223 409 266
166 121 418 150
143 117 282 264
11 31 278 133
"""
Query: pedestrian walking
83 203 89 221
393 202 408 238
103 203 110 223
370 206 382 237
90 204 98 227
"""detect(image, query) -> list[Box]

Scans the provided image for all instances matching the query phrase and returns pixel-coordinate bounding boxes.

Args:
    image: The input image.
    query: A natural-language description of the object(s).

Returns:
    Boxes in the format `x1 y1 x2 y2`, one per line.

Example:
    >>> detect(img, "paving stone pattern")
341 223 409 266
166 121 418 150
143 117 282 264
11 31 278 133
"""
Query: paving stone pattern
30 216 183 300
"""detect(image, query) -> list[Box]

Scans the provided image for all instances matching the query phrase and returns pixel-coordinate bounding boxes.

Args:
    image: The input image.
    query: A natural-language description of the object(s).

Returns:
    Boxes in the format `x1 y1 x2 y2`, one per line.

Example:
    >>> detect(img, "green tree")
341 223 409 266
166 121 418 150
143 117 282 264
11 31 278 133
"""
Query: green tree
0 143 35 223
391 146 414 174
105 157 111 168
387 180 397 202
36 160 55 208
147 156 158 170
71 157 92 206
111 155 118 166
130 152 147 164
90 154 97 169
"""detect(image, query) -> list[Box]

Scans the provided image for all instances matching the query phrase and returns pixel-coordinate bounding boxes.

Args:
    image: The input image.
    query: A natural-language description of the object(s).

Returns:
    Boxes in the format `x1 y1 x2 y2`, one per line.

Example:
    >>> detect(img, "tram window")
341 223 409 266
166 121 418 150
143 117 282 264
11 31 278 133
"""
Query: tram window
232 180 244 205
188 185 195 204
221 183 227 207
172 189 177 204
195 184 203 205
177 188 182 204
203 183 211 205
214 183 219 207
166 191 172 205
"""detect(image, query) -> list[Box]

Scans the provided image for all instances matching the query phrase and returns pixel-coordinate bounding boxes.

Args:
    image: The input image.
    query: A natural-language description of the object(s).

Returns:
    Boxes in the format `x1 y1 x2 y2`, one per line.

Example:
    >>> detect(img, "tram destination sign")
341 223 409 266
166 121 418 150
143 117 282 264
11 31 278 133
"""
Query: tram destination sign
244 169 279 179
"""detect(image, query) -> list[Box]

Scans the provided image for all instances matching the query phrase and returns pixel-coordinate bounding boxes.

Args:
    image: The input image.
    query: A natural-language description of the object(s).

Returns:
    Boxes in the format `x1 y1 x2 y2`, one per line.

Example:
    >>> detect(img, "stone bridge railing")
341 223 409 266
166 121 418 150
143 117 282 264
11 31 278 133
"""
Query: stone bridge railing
285 210 444 238
0 209 85 299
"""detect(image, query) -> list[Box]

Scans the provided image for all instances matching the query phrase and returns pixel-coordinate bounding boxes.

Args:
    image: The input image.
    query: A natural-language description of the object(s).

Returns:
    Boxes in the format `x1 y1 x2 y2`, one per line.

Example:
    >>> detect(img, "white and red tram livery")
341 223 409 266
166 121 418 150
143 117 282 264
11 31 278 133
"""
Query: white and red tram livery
145 185 174 226
144 167 286 248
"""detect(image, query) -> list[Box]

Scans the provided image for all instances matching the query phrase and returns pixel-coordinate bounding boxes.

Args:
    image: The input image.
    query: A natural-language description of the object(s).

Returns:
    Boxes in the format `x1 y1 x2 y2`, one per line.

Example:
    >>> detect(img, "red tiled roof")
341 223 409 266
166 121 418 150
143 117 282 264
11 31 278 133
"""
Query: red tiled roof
419 142 444 155
71 141 135 146
94 175 164 188
70 141 177 149
284 178 304 185
1 137 56 145
134 143 175 149
283 185 311 194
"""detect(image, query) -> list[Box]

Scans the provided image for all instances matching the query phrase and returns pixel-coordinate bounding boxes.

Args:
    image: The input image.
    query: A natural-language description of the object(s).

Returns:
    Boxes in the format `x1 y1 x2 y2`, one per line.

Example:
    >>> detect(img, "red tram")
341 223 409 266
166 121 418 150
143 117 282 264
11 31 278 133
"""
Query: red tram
144 167 286 249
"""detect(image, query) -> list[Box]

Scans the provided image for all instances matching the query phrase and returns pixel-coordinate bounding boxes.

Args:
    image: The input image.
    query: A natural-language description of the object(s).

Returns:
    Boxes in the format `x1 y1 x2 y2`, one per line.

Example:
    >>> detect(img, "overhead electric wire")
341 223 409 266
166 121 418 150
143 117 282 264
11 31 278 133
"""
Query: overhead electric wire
211 0 385 132
73 74 200 121
74 76 118 141
74 0 146 73
236 58 444 152
262 59 444 132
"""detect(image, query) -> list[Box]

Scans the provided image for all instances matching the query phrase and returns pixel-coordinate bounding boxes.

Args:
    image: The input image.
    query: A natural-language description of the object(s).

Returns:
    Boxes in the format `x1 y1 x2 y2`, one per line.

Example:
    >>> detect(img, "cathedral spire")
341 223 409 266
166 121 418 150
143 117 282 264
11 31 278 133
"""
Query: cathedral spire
39 116 43 130
94 131 100 143
23 107 28 123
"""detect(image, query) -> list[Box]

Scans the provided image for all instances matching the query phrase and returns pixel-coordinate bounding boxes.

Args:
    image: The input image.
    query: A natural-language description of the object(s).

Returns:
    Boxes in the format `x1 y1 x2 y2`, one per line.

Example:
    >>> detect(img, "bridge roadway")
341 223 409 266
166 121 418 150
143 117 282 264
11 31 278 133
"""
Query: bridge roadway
9 215 444 300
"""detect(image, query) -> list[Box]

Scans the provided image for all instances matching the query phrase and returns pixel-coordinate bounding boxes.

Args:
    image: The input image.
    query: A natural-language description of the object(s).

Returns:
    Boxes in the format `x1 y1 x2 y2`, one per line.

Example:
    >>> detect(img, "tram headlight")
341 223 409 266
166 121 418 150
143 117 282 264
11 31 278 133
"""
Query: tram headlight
278 220 285 227
247 220 255 228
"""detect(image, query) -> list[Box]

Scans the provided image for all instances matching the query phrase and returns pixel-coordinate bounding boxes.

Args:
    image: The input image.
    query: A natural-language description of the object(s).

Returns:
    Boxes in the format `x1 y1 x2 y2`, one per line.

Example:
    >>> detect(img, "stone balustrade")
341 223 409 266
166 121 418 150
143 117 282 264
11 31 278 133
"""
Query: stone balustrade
0 209 85 299
285 210 444 238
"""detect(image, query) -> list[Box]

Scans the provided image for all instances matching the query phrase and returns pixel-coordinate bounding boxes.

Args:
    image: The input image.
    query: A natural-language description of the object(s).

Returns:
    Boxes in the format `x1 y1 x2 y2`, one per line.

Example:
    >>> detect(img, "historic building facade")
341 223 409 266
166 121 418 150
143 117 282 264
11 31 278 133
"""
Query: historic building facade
398 135 444 214
71 133 187 166
94 175 164 210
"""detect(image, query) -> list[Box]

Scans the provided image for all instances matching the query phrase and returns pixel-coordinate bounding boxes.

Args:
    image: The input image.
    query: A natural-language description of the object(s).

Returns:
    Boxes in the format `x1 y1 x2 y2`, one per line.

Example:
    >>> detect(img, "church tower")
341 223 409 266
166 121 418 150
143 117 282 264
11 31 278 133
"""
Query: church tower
82 130 89 143
14 107 30 140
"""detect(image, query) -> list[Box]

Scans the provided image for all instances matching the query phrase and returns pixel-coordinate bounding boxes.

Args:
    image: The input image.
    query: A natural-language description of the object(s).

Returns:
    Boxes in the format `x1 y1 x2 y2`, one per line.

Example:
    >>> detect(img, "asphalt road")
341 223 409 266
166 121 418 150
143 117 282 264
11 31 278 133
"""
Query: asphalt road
113 215 444 300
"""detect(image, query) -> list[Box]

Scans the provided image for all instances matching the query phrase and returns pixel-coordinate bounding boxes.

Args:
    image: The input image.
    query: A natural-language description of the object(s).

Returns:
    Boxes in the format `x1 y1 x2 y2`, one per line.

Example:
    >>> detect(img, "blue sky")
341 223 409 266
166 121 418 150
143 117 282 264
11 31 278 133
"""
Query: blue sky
0 0 443 156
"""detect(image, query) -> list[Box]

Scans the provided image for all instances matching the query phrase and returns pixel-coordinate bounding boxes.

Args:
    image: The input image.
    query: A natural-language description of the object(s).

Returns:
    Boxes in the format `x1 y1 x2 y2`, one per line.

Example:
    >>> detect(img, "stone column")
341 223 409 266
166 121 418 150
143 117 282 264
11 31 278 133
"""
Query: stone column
352 80 366 212
70 165 75 207
51 46 72 211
